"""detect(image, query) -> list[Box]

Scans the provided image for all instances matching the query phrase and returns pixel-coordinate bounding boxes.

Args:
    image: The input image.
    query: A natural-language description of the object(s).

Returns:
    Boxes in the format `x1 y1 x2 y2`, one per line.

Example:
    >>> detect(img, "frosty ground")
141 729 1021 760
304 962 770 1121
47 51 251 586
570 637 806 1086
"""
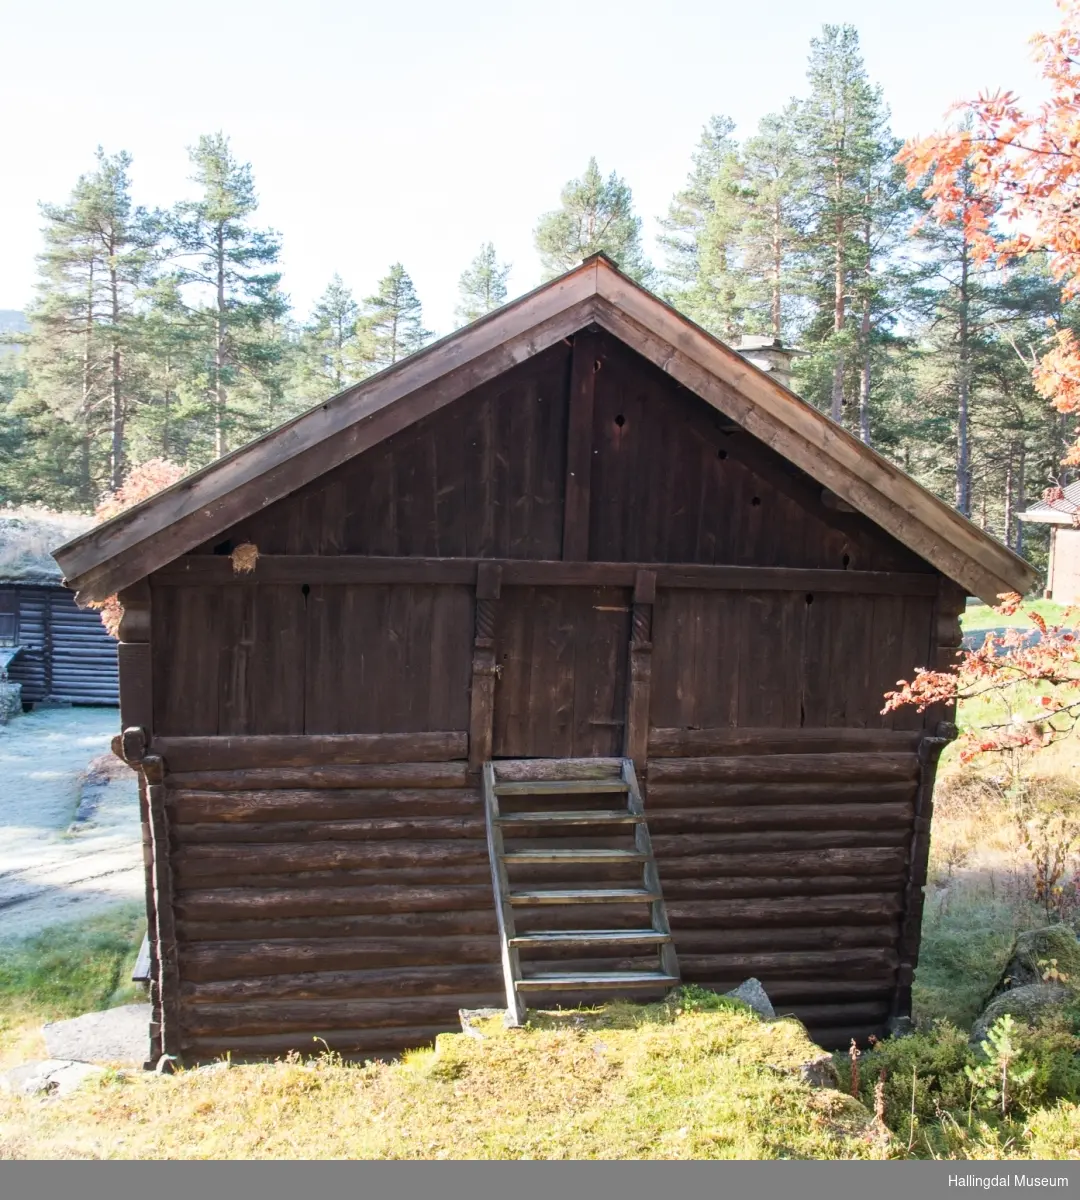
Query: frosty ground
0 707 142 942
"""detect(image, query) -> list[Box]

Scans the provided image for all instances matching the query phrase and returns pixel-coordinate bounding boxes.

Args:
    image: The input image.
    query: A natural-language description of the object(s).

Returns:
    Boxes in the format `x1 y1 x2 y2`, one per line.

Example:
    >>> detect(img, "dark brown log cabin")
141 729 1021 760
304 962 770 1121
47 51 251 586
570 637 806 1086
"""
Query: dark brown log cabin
54 255 1036 1063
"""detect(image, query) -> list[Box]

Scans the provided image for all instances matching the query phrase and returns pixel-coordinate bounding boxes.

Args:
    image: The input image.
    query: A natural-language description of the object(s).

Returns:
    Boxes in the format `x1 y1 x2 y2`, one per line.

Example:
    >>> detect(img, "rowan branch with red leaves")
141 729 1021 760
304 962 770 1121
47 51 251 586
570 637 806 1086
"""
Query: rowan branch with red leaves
882 599 1080 761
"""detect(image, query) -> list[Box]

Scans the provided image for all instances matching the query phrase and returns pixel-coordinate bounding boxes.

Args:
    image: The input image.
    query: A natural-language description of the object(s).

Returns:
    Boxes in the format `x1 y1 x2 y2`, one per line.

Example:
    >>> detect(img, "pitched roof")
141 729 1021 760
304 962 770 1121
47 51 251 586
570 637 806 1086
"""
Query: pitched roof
1019 480 1080 525
53 255 1037 607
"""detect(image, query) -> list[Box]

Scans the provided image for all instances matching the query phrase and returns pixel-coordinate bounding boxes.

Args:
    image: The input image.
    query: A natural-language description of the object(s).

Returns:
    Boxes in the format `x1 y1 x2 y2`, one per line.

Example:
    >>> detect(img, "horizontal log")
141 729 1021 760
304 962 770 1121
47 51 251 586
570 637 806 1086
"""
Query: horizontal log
176 884 496 920
661 874 906 900
173 865 494 890
643 804 912 834
171 816 486 844
643 782 915 809
742 980 894 1002
166 762 470 791
651 831 910 856
657 847 906 879
180 936 500 981
494 758 624 782
154 555 939 595
659 565 937 595
671 926 897 954
778 1001 892 1026
648 727 924 758
181 994 505 1035
174 840 489 879
169 788 482 824
178 910 500 942
666 894 903 928
647 754 920 785
677 948 897 980
154 732 467 772
182 963 503 1003
179 1024 456 1060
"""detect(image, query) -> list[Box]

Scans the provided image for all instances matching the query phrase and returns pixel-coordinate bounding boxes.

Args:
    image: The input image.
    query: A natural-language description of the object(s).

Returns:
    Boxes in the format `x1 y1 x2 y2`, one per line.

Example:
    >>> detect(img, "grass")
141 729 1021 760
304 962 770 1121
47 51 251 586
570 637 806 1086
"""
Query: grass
0 992 879 1160
0 904 145 1069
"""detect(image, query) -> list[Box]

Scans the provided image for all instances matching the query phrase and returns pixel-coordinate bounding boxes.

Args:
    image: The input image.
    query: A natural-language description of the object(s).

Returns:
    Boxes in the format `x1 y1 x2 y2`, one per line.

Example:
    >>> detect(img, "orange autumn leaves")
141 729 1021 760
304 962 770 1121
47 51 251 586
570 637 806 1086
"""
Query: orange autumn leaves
883 2 1080 755
882 596 1080 760
899 0 1080 464
90 458 187 637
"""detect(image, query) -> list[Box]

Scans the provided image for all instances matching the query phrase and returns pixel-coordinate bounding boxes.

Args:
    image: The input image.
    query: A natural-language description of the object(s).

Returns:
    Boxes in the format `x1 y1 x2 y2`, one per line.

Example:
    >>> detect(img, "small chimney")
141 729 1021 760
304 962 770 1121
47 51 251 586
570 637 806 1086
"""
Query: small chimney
735 335 799 392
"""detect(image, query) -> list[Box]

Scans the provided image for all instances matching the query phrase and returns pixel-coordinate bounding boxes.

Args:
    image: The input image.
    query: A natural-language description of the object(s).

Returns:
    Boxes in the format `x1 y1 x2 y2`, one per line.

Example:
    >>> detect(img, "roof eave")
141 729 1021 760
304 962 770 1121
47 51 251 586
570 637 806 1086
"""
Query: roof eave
55 254 1038 609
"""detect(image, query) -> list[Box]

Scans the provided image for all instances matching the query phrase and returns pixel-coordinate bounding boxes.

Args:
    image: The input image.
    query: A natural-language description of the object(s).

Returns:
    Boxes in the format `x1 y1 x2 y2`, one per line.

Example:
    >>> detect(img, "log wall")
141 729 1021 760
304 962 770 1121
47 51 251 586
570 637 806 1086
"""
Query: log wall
123 327 970 1061
137 725 939 1058
155 735 501 1061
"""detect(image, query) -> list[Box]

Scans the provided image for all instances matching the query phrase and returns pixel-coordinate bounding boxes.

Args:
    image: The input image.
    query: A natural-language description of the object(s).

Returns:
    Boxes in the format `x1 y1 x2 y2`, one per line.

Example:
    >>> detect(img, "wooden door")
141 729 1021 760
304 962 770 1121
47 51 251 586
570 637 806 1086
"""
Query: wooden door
492 586 631 758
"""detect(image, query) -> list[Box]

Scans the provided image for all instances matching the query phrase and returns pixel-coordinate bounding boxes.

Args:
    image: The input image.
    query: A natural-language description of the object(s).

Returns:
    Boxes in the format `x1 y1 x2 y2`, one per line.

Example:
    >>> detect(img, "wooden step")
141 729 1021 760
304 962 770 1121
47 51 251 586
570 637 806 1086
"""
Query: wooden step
515 971 680 991
508 887 661 905
502 848 647 864
493 780 630 796
509 929 670 948
494 810 643 826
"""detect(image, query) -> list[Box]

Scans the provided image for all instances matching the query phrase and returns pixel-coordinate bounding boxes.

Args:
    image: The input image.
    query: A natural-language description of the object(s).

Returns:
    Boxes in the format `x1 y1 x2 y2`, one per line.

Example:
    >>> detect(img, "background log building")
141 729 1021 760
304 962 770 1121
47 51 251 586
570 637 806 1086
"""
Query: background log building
54 256 1036 1064
0 511 118 708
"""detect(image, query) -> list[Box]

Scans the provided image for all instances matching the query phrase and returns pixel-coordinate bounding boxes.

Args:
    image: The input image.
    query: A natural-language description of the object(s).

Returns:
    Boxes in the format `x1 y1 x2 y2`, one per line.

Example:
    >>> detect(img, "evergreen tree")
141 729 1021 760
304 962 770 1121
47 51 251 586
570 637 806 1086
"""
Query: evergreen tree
130 272 203 463
739 107 807 341
795 25 896 424
456 243 510 324
294 275 370 399
659 117 750 339
169 133 286 459
535 158 652 283
22 149 156 498
363 264 431 370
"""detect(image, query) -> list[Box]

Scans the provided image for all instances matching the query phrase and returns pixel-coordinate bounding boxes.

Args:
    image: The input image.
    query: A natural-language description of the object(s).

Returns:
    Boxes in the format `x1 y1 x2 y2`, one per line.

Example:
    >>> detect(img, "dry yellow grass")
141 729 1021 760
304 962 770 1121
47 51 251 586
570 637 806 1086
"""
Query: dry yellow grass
0 999 878 1161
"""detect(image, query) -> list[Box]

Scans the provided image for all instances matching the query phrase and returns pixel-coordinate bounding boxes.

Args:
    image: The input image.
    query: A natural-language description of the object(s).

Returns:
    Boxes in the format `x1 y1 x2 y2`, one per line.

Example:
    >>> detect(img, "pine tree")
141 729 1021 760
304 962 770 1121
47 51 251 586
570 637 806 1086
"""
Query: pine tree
130 272 203 463
739 108 807 340
796 25 896 424
363 264 431 370
535 158 652 283
169 133 286 459
22 149 155 498
293 275 370 402
456 244 511 325
659 117 750 339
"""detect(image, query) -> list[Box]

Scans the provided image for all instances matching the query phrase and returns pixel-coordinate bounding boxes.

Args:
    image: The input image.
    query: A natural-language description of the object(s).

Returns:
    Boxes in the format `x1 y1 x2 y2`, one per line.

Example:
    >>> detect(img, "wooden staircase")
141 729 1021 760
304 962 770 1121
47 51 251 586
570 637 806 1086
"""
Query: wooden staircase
483 757 680 1024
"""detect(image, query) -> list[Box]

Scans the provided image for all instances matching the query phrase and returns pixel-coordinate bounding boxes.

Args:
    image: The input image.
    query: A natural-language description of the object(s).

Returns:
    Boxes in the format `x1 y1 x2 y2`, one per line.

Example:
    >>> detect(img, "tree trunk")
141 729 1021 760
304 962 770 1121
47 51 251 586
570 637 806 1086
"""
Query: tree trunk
215 226 227 459
858 293 871 445
771 198 783 339
1004 449 1015 550
956 239 971 517
1014 444 1026 556
831 209 845 423
109 253 124 491
81 263 95 505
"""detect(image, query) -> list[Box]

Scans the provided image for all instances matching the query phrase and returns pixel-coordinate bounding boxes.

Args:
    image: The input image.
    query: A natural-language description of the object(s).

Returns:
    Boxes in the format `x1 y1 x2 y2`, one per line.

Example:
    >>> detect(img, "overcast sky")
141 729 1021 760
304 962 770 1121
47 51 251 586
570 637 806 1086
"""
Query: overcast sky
0 0 1055 335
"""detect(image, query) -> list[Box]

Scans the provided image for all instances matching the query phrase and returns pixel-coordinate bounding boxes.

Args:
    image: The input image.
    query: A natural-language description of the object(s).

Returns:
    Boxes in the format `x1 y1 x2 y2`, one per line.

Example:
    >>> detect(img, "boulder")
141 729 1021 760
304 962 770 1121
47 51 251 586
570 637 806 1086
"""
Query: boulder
991 926 1080 997
971 983 1070 1045
724 978 775 1019
1 1059 106 1097
798 1052 841 1089
41 1003 151 1066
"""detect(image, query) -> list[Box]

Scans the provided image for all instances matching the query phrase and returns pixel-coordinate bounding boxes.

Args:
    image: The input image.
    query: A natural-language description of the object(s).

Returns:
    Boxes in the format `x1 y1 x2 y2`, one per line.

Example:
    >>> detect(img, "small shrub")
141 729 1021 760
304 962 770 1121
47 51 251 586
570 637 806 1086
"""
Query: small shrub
843 1010 1080 1147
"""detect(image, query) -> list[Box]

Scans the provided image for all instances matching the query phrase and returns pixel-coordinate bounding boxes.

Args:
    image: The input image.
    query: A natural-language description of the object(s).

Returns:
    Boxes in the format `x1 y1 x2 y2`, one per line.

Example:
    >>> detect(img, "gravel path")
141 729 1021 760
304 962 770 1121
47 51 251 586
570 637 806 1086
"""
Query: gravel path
0 707 143 942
